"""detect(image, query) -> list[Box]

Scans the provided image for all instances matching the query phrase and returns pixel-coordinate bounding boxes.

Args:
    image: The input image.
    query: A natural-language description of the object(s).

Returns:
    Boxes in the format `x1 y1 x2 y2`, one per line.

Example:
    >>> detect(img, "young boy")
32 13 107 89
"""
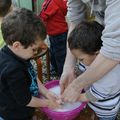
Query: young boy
0 0 12 49
40 0 68 77
68 21 120 120
0 8 60 120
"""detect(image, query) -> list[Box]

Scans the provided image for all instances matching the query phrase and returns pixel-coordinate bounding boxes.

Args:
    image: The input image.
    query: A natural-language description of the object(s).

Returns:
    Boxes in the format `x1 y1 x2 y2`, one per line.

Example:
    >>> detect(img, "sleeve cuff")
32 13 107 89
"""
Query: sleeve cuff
85 90 98 102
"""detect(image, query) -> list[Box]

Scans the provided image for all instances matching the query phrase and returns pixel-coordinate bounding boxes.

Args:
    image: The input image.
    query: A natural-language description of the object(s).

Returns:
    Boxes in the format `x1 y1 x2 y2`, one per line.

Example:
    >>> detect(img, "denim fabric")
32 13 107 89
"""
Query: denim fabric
49 31 67 76
99 116 116 120
0 117 4 120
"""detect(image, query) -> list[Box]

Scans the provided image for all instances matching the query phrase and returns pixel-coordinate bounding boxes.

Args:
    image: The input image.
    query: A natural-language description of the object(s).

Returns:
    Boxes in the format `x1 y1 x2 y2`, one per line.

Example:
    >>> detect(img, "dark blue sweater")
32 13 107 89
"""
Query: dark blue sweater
0 46 35 120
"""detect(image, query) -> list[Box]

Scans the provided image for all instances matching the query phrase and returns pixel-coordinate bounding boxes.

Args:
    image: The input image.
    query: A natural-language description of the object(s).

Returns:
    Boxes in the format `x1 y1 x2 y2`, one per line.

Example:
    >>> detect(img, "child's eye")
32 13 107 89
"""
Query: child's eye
32 48 38 53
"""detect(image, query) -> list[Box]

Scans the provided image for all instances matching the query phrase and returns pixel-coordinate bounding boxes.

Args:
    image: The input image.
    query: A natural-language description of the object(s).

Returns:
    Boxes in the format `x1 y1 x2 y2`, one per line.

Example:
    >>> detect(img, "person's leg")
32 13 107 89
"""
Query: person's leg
0 117 4 120
49 32 67 77
49 36 58 74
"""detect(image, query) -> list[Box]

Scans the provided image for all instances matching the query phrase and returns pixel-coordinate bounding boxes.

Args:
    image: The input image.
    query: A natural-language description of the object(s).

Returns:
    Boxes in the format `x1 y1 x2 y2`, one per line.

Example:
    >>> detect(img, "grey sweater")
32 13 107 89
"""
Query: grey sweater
67 0 120 61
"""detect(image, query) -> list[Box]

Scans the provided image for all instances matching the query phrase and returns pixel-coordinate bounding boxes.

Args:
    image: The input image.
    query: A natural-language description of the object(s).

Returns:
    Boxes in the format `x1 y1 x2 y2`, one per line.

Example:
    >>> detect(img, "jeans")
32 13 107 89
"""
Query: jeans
49 31 67 76
0 117 4 120
99 116 116 120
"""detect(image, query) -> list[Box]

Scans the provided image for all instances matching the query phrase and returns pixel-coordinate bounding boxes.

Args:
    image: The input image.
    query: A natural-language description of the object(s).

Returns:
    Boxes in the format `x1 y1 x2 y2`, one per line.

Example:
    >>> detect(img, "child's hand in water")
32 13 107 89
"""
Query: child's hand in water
46 99 62 109
56 95 65 105
45 92 63 109
46 91 59 101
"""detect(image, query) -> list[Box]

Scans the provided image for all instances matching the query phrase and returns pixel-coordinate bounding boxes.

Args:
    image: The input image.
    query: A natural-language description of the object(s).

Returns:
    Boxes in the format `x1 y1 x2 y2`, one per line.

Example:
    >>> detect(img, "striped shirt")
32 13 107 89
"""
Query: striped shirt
79 62 120 118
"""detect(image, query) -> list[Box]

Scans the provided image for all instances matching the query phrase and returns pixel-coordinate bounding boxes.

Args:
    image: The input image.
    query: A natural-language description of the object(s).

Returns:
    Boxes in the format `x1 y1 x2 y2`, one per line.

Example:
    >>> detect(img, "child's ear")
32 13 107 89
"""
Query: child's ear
12 41 22 50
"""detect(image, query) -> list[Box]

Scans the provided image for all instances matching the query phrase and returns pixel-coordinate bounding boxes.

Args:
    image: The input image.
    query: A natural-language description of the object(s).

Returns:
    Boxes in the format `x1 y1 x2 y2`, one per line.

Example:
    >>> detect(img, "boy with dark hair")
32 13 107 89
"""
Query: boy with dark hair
68 21 120 120
0 8 60 120
0 0 12 49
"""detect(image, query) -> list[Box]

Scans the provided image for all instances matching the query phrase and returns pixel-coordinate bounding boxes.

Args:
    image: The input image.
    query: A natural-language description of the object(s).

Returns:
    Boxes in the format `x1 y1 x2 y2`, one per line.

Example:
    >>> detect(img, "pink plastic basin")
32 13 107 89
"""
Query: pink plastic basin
40 80 87 120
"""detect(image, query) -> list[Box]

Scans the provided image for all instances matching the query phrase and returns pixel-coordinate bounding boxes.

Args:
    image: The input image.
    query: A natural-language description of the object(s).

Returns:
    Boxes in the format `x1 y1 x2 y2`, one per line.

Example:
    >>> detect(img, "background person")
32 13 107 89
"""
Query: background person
40 0 68 77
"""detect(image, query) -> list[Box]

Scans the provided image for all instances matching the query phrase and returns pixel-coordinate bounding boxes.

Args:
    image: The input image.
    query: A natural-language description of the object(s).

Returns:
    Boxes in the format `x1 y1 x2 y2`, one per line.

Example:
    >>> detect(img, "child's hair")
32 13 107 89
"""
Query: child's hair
0 0 11 17
68 21 104 55
1 8 46 48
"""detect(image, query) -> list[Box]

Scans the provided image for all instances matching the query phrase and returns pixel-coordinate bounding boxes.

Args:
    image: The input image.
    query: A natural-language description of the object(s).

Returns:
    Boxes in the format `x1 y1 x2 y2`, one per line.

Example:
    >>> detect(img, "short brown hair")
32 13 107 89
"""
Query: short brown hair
1 8 46 48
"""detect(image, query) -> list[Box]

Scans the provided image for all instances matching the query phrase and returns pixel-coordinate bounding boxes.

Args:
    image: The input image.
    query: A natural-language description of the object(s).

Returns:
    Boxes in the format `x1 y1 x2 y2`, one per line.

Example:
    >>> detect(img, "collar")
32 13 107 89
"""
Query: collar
1 45 30 66
79 62 89 72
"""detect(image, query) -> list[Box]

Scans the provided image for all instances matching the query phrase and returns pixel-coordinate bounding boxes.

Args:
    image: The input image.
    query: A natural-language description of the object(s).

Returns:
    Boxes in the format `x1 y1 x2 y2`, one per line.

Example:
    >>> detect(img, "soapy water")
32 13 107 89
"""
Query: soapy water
49 86 82 112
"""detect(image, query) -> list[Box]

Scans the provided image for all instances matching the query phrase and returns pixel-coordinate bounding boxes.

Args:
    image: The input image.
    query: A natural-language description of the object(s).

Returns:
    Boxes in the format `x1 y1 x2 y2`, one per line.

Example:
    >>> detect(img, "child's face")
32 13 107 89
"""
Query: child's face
10 38 45 60
71 49 97 66
21 40 45 60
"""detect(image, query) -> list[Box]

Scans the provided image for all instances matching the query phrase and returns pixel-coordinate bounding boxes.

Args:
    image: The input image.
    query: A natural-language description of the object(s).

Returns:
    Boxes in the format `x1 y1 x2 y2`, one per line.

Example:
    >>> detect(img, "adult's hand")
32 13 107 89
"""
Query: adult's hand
61 78 82 103
61 54 119 103
59 21 78 94
60 68 76 94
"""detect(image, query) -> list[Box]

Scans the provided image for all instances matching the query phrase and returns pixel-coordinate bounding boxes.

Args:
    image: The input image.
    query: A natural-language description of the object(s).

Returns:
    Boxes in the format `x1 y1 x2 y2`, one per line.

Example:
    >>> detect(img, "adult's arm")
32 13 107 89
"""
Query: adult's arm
61 0 120 102
62 54 119 102
60 0 86 94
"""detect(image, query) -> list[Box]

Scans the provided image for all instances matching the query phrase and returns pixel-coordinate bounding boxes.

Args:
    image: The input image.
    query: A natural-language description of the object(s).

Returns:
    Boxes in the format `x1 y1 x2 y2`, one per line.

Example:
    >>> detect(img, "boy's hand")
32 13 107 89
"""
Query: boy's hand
46 91 59 101
47 99 62 109
45 91 63 109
